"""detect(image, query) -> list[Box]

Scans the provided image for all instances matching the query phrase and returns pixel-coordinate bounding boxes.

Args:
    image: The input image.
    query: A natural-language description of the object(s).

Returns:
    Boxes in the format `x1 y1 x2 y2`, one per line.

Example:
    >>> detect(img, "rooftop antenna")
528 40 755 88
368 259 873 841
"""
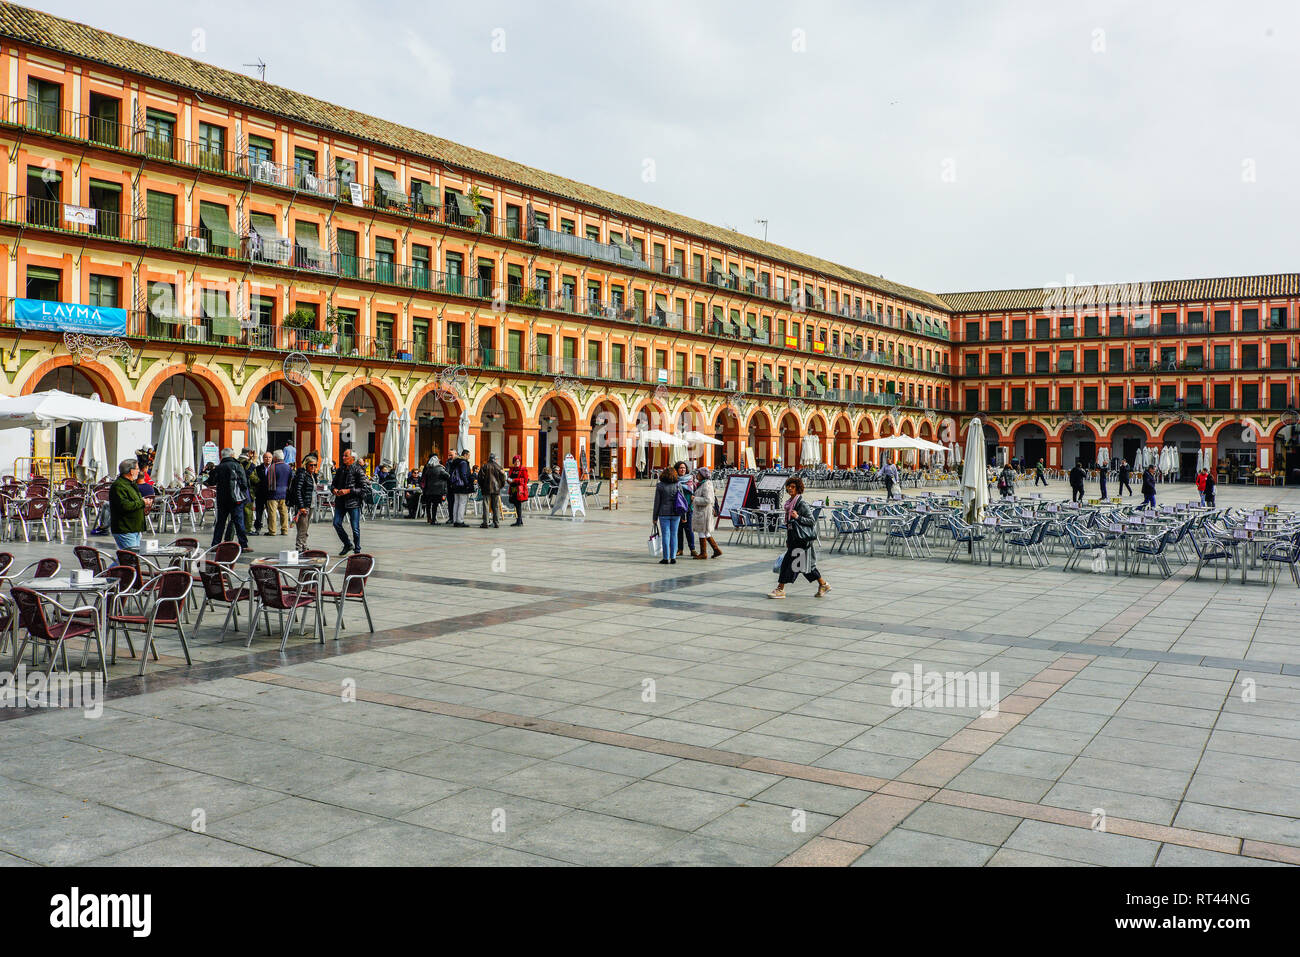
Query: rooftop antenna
244 59 267 82
754 218 769 241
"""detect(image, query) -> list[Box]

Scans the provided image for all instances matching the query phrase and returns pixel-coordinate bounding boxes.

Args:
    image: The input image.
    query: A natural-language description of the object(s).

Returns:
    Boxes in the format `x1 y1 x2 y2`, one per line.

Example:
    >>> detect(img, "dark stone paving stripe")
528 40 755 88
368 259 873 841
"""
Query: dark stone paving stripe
6 556 1292 721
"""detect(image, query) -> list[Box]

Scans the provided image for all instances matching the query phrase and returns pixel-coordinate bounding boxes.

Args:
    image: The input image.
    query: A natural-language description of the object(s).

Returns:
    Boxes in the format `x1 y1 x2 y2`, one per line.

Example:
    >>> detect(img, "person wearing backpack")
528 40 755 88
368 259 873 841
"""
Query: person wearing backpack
769 476 830 599
446 449 473 527
650 467 684 564
204 448 251 550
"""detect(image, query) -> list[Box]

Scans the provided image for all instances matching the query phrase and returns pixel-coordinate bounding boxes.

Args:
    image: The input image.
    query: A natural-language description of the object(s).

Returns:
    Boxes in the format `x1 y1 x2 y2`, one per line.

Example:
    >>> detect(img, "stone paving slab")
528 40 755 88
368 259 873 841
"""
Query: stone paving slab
1 481 1299 865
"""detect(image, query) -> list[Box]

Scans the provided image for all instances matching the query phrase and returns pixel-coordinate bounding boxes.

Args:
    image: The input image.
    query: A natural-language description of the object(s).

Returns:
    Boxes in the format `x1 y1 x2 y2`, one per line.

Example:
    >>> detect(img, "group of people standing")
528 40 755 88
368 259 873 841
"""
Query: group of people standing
411 450 531 528
650 462 723 562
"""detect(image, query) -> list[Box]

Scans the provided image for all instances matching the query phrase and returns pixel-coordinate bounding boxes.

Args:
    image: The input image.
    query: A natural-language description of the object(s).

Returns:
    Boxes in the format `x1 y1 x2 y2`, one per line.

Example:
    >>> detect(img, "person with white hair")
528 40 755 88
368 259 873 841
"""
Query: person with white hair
266 449 292 535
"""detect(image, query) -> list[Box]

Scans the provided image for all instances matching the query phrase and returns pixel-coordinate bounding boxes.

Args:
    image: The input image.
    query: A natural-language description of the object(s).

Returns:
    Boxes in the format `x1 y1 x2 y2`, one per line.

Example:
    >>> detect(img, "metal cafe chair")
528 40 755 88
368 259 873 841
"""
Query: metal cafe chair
247 563 318 651
108 568 194 676
9 585 107 680
318 552 375 642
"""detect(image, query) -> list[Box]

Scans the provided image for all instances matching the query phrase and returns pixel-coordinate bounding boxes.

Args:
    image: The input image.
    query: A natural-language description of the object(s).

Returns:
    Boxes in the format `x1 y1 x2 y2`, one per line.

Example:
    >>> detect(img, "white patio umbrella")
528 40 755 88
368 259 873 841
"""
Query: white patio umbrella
396 406 411 473
379 411 399 467
961 418 989 525
801 434 821 465
150 396 185 487
0 389 151 429
635 430 647 473
73 393 110 483
246 402 262 455
457 410 471 459
179 399 196 479
679 430 722 447
258 404 270 457
858 435 948 453
318 408 333 480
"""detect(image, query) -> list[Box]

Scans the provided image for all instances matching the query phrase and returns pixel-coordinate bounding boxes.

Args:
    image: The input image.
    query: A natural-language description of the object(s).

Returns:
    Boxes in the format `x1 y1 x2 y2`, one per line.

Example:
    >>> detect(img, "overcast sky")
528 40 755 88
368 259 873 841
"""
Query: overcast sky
38 0 1300 294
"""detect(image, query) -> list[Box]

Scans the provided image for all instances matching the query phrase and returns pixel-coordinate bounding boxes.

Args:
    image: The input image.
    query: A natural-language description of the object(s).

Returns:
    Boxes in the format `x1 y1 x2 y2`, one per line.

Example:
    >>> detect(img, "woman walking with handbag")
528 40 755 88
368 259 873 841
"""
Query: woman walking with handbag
689 467 723 558
650 467 684 564
769 476 830 599
507 455 529 526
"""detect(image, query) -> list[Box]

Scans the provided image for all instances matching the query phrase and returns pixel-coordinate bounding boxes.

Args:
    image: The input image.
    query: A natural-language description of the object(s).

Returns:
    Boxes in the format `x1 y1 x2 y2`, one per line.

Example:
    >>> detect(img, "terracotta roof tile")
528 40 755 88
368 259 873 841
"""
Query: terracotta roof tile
939 273 1300 314
0 2 951 311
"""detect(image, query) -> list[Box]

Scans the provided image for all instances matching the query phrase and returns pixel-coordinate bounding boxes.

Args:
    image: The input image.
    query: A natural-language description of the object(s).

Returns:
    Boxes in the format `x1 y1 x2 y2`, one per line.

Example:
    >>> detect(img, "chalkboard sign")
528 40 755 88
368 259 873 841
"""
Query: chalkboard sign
719 474 755 520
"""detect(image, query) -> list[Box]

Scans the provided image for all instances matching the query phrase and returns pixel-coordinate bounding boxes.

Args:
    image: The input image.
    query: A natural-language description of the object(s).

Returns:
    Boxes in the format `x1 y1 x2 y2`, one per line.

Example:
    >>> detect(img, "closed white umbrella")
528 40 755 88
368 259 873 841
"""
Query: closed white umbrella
379 411 399 467
1097 446 1109 468
258 404 270 457
151 396 184 487
179 399 196 479
801 434 820 465
319 408 333 480
961 418 989 525
246 402 261 455
635 430 647 472
396 406 411 473
457 409 471 458
73 393 109 483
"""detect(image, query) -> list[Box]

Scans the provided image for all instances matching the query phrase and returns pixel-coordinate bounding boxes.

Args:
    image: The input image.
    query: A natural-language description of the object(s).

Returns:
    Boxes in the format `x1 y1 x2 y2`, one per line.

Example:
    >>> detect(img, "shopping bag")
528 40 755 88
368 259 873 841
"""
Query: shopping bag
647 532 660 556
772 555 783 574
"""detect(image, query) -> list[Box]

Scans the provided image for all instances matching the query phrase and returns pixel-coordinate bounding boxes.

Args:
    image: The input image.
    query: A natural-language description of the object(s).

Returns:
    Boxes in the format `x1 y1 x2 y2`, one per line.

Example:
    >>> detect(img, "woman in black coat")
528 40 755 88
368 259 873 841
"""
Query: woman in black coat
769 476 831 599
420 455 450 525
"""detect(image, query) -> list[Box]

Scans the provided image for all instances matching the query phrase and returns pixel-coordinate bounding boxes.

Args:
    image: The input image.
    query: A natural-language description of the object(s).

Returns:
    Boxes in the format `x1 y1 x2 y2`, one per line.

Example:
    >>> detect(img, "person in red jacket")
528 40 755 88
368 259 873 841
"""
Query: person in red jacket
506 455 529 526
1195 468 1208 505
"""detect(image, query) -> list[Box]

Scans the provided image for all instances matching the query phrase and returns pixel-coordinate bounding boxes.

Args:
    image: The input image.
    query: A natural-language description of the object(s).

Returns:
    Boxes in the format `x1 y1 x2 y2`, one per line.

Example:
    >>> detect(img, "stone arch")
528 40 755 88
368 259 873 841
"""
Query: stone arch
246 369 325 464
24 356 127 407
409 385 467 467
473 388 528 465
832 414 854 468
745 406 776 469
777 409 802 468
138 364 230 452
587 395 624 478
334 378 400 469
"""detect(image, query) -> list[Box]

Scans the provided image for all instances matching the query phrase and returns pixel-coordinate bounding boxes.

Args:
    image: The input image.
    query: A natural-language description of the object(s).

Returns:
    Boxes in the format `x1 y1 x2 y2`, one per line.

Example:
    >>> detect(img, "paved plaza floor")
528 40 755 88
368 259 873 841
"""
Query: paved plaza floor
1 478 1298 867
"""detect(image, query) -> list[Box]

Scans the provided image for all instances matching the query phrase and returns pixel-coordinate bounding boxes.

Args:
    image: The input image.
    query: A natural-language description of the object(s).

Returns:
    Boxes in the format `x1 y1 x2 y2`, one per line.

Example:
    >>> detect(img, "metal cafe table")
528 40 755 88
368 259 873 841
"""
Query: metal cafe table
248 554 327 643
13 575 112 669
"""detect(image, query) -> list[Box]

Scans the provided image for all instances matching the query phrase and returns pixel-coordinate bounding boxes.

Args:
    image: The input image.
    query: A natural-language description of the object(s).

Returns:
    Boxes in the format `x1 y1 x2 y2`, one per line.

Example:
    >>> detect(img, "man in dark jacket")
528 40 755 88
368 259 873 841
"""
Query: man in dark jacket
420 455 449 525
253 451 272 533
1141 466 1158 508
477 453 507 528
447 449 472 527
286 454 318 552
204 448 251 550
109 458 152 552
331 448 368 554
1068 462 1086 504
1118 459 1132 496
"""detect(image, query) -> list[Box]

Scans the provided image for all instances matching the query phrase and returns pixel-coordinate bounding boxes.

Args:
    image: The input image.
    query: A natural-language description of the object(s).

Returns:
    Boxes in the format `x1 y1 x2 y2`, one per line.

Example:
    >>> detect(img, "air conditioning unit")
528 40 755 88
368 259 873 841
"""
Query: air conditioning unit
689 375 703 388
183 325 203 341
666 263 681 276
725 379 738 390
185 236 207 253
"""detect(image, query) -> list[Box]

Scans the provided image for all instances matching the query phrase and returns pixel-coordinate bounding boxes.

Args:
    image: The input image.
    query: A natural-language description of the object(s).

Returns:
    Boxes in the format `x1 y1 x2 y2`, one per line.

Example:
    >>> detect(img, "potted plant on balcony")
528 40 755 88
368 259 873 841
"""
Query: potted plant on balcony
283 307 318 347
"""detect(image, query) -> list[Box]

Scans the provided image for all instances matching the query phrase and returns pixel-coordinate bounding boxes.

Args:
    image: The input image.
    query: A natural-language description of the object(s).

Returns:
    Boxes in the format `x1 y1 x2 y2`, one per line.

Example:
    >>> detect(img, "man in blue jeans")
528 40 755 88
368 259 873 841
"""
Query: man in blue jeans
331 448 368 555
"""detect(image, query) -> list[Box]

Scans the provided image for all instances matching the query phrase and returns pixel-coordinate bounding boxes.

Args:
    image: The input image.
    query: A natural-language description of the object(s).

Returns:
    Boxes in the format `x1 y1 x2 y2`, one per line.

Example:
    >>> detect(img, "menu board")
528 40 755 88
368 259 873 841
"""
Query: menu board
719 474 754 520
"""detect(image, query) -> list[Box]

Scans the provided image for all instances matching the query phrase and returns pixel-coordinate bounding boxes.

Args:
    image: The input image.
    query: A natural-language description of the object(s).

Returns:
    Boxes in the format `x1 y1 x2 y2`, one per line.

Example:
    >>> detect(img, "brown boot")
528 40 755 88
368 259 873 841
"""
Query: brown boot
709 540 723 557
691 550 707 559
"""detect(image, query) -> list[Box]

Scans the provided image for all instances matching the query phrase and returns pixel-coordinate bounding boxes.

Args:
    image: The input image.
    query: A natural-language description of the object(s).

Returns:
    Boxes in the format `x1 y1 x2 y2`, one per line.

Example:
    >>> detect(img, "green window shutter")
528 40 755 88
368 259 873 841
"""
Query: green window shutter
146 191 175 221
248 135 274 156
373 169 407 205
294 221 326 263
198 202 237 249
452 193 477 218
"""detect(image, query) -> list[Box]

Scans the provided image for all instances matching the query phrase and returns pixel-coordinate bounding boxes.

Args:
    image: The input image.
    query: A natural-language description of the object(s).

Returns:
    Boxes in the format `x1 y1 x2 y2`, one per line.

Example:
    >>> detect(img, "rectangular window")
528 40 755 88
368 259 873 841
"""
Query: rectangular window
1035 316 1050 338
1012 319 1026 340
1242 344 1259 369
1270 306 1288 329
1084 315 1099 337
198 200 236 253
1241 383 1259 409
1035 351 1050 374
965 321 980 342
145 190 176 247
1035 387 1051 412
144 108 175 159
1058 387 1074 411
1083 386 1098 410
1242 308 1259 331
1108 385 1124 410
87 274 119 308
26 77 61 133
1083 350 1098 373
988 354 1002 375
1011 353 1026 375
1186 383 1203 407
1214 383 1231 409
1270 342 1288 369
247 134 274 166
25 265 60 301
446 323 463 363
197 122 226 170
987 388 1002 412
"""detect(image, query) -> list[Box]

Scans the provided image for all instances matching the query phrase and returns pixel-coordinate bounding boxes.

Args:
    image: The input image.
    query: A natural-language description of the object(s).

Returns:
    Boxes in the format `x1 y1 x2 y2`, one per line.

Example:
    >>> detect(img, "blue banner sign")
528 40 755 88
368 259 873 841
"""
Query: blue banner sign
14 298 127 336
